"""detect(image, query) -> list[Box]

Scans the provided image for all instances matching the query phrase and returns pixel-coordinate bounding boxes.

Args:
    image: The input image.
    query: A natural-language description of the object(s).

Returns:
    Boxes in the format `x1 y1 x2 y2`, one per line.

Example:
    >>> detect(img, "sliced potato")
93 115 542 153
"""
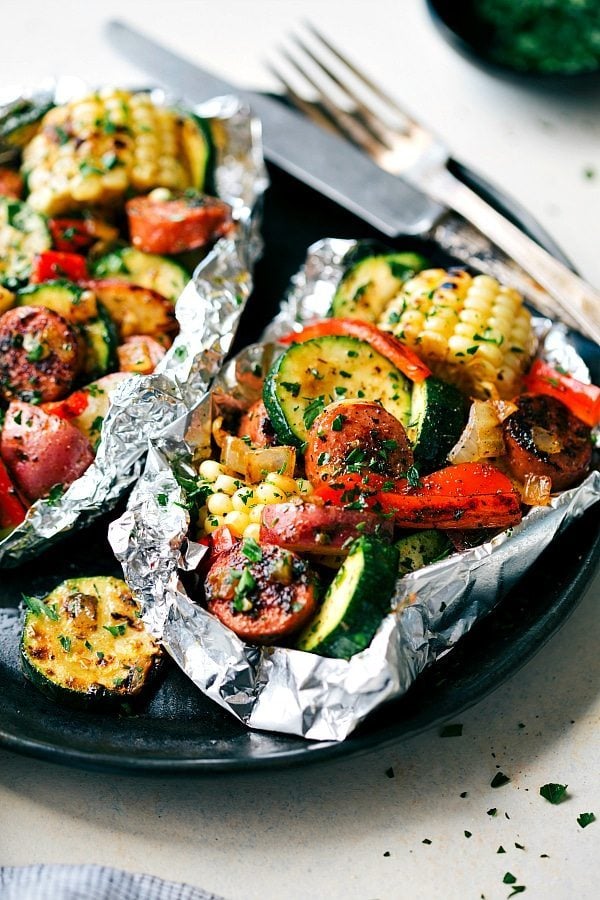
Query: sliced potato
87 278 177 340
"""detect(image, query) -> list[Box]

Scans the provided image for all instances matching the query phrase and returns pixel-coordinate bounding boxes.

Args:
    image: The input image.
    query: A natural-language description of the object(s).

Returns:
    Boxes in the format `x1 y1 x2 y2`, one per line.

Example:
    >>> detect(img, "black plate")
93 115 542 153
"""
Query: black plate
1 160 598 774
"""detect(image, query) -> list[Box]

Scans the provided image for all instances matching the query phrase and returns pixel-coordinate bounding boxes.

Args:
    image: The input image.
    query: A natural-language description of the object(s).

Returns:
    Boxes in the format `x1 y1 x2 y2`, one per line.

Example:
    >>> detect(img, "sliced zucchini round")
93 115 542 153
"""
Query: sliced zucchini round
297 535 399 659
409 376 467 474
177 109 214 193
330 252 428 322
263 335 412 448
79 303 119 379
396 529 453 576
17 279 98 325
0 197 50 289
90 246 189 303
21 576 162 710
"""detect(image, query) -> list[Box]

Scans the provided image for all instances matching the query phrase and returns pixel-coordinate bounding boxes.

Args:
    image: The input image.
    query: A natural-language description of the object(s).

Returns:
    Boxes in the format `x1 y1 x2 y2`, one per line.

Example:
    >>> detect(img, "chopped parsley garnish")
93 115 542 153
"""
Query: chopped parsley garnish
539 783 567 804
385 767 395 779
26 341 45 362
281 381 300 397
439 723 463 737
23 594 59 621
460 792 468 799
156 493 168 507
13 410 22 425
103 623 127 637
422 838 432 845
232 568 257 612
58 635 72 652
464 830 472 838
497 846 506 854
487 808 497 817
503 874 516 885
174 345 188 361
577 812 595 828
317 452 330 467
331 414 345 432
302 396 325 431
85 641 93 651
242 537 262 562
508 888 526 897
404 465 421 489
491 772 511 789
45 483 65 506
515 842 525 850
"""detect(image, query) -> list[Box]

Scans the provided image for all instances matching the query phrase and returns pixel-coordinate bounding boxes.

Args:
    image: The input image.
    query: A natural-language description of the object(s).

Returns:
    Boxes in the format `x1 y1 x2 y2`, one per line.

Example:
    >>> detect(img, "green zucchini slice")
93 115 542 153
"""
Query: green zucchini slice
0 197 50 289
263 335 412 448
396 530 453 576
297 535 399 659
0 98 54 148
330 252 428 322
79 303 119 379
90 246 188 303
17 279 98 324
408 376 467 474
21 576 162 710
178 110 214 193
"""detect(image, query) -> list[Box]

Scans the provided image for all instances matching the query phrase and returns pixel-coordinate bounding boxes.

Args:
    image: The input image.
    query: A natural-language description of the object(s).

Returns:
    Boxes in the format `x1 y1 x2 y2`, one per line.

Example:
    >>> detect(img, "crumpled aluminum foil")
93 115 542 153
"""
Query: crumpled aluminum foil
0 82 268 567
111 238 600 742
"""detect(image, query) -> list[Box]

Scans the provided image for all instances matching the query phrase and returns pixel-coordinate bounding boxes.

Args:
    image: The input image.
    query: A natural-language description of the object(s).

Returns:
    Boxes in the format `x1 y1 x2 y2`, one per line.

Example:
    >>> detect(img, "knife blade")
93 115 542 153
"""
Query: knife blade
106 20 444 237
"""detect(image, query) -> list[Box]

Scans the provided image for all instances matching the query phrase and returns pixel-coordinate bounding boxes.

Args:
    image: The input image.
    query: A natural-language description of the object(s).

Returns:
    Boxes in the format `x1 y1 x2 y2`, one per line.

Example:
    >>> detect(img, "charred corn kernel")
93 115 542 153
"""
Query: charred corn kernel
22 89 208 215
223 511 250 537
378 268 536 399
204 515 224 534
249 503 266 524
255 482 286 504
243 523 262 542
199 460 224 482
265 472 298 495
207 493 234 516
296 478 314 497
213 474 240 496
232 487 258 511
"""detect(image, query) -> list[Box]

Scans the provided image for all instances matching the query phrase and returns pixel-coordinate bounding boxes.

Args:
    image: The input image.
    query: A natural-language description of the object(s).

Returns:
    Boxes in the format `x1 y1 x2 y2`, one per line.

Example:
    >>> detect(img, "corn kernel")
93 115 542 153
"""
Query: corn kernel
243 523 262 542
213 473 241 495
232 487 258 511
249 503 265 524
295 478 313 496
199 460 224 482
204 515 224 534
207 493 233 516
256 482 286 504
265 473 298 495
223 511 250 537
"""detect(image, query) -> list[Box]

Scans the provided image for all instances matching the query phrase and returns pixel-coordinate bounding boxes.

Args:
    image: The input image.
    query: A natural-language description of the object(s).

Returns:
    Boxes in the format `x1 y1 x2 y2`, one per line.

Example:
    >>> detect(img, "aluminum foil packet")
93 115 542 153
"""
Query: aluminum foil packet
111 238 600 742
0 80 268 567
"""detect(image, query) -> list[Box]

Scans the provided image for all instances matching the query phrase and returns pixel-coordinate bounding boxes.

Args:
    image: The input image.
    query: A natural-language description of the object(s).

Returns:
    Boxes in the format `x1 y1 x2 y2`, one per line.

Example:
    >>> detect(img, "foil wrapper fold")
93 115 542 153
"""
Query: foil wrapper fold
112 238 600 742
0 85 267 566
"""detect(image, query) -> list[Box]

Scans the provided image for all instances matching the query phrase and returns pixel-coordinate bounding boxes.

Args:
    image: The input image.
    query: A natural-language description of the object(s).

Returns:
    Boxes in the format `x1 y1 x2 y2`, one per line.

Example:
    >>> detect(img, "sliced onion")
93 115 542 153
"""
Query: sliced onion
491 399 518 423
449 399 505 464
220 435 296 483
246 445 296 483
521 472 552 506
531 425 562 455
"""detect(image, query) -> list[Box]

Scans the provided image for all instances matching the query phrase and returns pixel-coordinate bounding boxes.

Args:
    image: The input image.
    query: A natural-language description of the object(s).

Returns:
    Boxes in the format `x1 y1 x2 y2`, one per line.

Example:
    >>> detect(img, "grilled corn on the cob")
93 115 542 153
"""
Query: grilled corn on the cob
22 88 209 215
378 269 536 399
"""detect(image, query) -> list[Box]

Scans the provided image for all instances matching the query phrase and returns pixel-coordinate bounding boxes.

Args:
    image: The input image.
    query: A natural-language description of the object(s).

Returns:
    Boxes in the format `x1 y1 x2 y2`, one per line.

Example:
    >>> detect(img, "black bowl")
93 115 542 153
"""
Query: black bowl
426 0 600 89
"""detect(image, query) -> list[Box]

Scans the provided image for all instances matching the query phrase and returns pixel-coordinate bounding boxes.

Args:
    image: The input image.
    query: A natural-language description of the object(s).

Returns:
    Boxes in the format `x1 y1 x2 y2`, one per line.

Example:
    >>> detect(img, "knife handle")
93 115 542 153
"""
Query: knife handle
424 167 600 345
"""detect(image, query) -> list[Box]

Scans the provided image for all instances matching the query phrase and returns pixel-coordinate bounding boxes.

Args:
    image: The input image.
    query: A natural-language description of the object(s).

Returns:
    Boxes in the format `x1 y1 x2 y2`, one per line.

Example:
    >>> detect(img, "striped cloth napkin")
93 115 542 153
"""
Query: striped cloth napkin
0 865 226 900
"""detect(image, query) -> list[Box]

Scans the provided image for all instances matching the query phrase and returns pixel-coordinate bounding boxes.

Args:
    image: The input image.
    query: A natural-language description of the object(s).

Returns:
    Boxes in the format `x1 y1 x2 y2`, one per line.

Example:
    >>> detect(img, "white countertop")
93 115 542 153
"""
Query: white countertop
0 2 598 898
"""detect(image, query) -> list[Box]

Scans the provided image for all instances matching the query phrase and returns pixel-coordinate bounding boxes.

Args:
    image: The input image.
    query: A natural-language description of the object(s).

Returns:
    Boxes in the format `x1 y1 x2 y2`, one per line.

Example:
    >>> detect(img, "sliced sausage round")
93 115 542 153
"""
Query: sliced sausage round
305 399 413 485
0 305 81 403
503 393 592 491
205 541 318 643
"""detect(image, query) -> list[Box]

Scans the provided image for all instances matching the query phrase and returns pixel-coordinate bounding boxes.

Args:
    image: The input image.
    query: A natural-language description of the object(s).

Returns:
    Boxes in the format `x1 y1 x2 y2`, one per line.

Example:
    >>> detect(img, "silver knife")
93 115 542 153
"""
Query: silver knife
106 20 444 237
106 20 592 335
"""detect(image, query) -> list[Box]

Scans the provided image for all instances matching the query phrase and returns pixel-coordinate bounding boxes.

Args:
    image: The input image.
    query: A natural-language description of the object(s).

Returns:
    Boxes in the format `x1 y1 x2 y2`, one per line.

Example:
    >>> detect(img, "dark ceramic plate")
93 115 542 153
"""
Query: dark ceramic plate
426 0 600 88
0 159 598 774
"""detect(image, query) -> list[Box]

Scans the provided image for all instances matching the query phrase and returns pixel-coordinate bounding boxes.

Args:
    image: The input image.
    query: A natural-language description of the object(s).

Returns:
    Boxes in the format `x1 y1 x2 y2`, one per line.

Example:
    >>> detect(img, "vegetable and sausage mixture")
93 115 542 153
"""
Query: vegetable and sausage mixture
0 88 233 539
187 251 598 659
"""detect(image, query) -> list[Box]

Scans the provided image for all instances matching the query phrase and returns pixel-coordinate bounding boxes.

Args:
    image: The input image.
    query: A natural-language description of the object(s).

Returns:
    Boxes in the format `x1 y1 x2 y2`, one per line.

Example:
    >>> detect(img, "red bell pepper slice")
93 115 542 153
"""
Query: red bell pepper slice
0 457 27 535
42 390 89 420
316 463 522 530
31 251 88 284
523 360 600 428
280 318 431 383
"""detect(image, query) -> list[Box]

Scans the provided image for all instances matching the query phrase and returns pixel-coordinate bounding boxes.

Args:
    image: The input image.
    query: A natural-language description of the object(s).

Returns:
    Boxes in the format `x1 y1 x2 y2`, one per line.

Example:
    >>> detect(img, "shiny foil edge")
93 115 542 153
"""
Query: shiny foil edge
0 84 268 567
112 237 600 742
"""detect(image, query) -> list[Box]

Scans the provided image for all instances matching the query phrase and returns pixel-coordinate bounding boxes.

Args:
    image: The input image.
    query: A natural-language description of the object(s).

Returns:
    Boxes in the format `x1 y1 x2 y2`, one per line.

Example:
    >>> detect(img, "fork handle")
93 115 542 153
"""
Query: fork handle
424 167 600 345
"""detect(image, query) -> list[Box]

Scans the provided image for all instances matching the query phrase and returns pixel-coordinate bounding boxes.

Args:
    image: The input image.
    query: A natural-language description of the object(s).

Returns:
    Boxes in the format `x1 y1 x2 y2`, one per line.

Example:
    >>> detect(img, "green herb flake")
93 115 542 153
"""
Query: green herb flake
26 341 45 362
13 410 22 425
460 792 468 799
23 594 59 621
503 874 517 885
497 846 506 854
439 723 463 737
385 766 394 779
242 537 262 563
539 783 567 804
302 396 325 432
90 415 104 435
156 493 168 507
281 381 300 397
46 483 65 506
491 772 511 789
174 345 188 361
58 634 72 652
577 812 595 828
487 808 497 817
508 887 526 898
515 842 525 850
103 623 127 637
332 413 345 432
464 830 472 838
232 567 257 612
422 838 432 845
96 651 104 660
84 641 93 651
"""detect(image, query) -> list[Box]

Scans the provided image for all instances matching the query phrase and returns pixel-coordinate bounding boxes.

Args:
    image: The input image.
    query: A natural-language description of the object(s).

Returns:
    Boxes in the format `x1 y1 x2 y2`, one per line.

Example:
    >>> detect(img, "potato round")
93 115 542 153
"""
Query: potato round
0 305 81 403
305 399 414 485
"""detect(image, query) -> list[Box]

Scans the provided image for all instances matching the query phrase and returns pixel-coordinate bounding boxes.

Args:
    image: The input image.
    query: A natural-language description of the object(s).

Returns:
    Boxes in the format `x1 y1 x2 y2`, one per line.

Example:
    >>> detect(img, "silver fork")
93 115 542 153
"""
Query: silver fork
268 23 600 345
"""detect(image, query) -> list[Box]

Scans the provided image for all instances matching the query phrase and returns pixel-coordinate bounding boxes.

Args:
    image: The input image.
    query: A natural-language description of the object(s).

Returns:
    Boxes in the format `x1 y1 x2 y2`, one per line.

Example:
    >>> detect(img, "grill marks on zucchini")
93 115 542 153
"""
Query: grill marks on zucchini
21 576 161 708
263 335 412 448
